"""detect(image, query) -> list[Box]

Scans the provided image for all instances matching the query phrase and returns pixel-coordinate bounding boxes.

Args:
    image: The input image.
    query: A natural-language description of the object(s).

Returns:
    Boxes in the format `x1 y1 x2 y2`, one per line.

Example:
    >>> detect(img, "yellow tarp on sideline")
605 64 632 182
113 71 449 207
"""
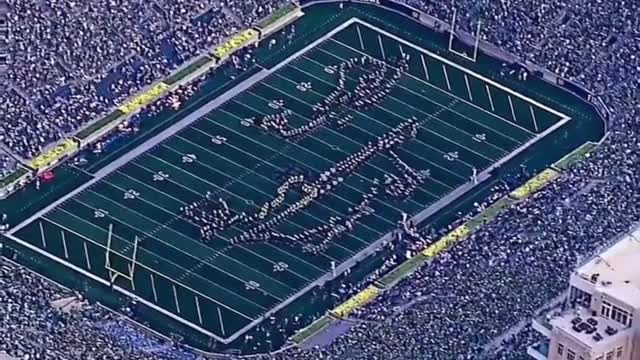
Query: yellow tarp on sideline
331 285 380 318
118 82 170 114
28 139 78 171
213 29 259 60
422 224 470 258
510 168 560 200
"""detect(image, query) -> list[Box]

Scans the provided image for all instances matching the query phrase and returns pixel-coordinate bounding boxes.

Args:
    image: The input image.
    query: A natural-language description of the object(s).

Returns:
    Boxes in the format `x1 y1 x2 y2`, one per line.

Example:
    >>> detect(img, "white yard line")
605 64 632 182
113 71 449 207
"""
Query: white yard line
442 64 452 91
258 75 472 179
508 95 517 122
420 54 430 81
377 34 386 60
530 105 540 132
464 74 473 101
486 84 495 112
356 24 365 50
328 37 539 136
81 186 291 300
298 50 509 157
350 18 571 123
128 159 325 275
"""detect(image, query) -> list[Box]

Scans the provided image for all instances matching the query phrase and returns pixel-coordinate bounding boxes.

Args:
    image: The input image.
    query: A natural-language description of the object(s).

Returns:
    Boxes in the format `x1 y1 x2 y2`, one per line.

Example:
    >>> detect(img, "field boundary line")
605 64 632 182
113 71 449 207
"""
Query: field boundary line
350 18 572 124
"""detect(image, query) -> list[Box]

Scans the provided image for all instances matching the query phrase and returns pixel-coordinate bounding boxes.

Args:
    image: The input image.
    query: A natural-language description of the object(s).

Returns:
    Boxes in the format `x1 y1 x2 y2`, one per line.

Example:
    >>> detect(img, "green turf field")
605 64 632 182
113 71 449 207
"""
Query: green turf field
6 17 571 343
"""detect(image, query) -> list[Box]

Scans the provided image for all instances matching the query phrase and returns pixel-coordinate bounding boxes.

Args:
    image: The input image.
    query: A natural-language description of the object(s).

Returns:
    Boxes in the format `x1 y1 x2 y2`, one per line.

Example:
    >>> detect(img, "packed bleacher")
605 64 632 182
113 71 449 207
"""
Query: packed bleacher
2 0 288 161
1 0 639 358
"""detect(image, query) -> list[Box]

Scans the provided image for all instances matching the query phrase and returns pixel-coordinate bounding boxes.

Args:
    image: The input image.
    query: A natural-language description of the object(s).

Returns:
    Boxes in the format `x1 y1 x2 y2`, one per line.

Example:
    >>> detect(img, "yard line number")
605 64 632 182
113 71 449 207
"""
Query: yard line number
123 189 140 200
296 82 312 92
211 135 227 145
444 151 459 161
473 133 486 143
245 280 261 291
273 261 289 272
94 209 109 218
182 154 197 163
153 171 170 181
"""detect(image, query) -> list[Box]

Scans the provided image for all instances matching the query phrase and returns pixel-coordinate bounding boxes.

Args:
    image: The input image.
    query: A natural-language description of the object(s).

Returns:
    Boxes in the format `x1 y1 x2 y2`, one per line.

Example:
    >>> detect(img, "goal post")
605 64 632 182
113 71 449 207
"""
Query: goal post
448 8 481 63
104 223 140 289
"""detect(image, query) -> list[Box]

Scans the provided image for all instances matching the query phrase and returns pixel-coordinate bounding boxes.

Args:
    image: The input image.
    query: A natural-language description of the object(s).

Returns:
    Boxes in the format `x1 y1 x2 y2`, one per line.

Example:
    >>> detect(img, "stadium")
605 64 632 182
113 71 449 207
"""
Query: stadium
0 0 632 359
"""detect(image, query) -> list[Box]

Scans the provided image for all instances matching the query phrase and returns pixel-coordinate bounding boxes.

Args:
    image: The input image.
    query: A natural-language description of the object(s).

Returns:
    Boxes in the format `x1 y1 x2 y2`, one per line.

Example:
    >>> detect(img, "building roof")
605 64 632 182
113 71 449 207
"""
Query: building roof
577 228 640 309
550 307 628 350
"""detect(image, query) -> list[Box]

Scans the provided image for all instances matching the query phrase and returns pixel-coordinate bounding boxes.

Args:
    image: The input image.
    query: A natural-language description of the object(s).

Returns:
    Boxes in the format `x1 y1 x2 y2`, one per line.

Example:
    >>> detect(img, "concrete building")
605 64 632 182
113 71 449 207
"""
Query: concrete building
529 227 640 360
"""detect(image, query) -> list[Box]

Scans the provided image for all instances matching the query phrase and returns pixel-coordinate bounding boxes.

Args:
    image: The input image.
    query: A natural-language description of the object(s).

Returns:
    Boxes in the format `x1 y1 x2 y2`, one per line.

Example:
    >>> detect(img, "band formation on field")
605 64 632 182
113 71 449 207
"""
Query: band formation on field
5 16 573 344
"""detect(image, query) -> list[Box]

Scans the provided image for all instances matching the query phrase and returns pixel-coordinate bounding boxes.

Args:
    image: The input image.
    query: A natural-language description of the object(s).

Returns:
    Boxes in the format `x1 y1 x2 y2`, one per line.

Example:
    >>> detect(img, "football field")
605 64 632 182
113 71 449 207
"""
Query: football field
5 18 570 343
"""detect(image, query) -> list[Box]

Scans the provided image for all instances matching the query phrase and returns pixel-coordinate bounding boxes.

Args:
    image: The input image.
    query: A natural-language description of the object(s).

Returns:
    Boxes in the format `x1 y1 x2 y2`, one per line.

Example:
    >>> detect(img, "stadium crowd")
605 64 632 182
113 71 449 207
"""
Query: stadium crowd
1 0 288 162
0 256 199 360
0 0 639 359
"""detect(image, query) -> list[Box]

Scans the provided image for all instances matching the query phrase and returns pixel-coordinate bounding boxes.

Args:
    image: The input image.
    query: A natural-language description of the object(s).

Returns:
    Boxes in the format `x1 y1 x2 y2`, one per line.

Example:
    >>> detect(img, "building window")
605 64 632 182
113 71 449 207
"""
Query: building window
617 347 623 358
606 350 614 360
601 303 611 318
567 349 576 360
557 343 564 356
611 305 631 326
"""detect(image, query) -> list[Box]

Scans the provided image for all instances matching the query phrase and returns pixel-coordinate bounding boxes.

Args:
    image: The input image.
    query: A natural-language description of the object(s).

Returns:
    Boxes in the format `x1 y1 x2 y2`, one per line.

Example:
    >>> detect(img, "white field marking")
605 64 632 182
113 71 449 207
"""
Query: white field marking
4 230 230 341
173 285 181 314
5 18 368 346
242 87 463 191
464 74 473 101
508 95 517 122
289 56 509 157
7 18 359 239
167 134 386 240
42 212 256 320
327 37 537 136
150 273 159 302
127 161 324 277
256 76 471 181
442 64 452 91
294 51 497 164
421 54 430 81
74 185 282 305
175 130 393 235
61 230 69 259
530 105 540 132
356 24 365 50
39 221 47 248
217 106 452 196
195 295 204 324
158 141 368 254
111 169 312 284
399 44 404 56
486 84 495 112
378 34 386 60
268 70 493 170
218 307 226 337
148 149 347 263
350 18 571 123
229 93 454 195
301 50 522 147
78 191 287 303
83 241 91 270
